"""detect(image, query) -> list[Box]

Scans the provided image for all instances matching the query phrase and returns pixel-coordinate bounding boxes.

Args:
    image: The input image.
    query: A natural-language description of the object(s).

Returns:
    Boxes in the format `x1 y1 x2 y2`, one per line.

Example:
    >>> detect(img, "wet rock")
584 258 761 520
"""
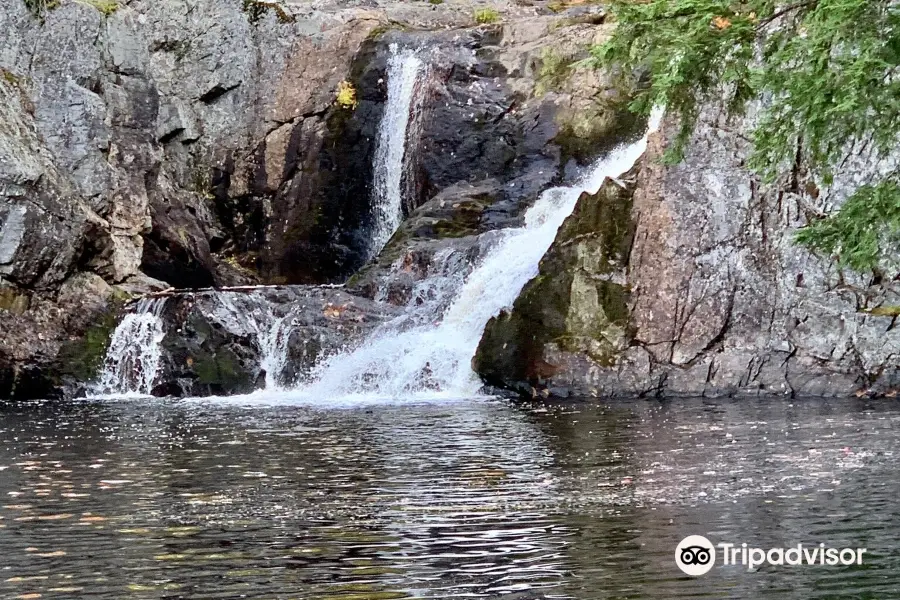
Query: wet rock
347 18 632 302
154 286 401 396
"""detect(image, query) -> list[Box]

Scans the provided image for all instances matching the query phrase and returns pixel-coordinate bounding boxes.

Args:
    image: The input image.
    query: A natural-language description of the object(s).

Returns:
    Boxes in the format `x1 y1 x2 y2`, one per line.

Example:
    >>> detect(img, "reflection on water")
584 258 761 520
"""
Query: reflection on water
0 397 898 598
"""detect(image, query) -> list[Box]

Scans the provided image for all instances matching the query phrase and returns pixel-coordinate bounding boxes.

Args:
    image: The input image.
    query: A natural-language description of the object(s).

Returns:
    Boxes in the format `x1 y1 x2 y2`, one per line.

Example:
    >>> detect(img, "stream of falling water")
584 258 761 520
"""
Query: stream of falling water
368 44 427 258
209 292 294 390
289 110 665 402
96 297 167 396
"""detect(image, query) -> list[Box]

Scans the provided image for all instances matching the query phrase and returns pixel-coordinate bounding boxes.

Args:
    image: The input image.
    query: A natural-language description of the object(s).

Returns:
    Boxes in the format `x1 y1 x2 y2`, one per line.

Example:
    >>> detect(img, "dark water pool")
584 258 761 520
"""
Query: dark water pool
0 396 898 599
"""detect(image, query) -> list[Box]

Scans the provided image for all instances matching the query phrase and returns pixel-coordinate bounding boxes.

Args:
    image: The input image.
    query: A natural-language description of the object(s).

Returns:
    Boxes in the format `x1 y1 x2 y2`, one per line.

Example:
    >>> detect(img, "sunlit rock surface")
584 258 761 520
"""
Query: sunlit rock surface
475 114 900 398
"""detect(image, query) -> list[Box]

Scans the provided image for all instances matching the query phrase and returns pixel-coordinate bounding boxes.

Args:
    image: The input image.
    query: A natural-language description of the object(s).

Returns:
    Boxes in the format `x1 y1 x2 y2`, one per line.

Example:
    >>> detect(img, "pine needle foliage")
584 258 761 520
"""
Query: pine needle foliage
589 0 900 272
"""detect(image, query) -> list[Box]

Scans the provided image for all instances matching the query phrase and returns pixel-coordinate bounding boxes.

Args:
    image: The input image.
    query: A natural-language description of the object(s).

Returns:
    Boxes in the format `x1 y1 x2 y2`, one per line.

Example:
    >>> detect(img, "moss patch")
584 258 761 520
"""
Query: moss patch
474 8 500 24
0 288 30 315
534 48 574 97
192 350 243 387
23 0 59 17
80 0 119 16
56 304 123 382
555 98 645 166
242 0 294 24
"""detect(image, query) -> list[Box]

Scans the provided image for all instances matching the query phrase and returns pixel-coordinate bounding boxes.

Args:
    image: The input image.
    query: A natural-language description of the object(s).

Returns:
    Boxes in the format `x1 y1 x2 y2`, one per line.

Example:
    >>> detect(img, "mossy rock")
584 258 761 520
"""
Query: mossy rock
192 350 245 388
0 287 30 314
555 100 645 166
474 174 639 393
56 304 123 382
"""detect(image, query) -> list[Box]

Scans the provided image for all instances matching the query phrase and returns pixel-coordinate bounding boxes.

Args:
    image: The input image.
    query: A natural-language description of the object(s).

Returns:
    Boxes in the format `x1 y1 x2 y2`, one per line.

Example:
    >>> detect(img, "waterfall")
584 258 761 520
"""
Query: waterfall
210 292 295 390
295 110 665 401
97 297 167 396
368 44 427 258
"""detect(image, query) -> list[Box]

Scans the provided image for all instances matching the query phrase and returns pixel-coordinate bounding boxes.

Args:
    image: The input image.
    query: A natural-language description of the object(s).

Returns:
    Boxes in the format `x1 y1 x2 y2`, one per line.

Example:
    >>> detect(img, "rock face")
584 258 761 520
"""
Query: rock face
476 113 900 398
346 17 633 304
8 0 894 401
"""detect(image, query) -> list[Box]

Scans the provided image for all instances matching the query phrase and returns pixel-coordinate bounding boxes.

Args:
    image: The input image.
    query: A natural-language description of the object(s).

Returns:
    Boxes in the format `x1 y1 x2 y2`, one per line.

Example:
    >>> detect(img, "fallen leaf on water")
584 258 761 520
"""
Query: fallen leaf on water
17 594 42 599
117 528 152 534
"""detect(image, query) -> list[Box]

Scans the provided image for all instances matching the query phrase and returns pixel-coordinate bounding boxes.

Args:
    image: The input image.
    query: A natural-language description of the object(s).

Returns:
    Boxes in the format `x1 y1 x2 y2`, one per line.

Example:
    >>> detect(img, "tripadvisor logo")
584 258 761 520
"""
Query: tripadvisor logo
675 535 868 576
676 535 716 576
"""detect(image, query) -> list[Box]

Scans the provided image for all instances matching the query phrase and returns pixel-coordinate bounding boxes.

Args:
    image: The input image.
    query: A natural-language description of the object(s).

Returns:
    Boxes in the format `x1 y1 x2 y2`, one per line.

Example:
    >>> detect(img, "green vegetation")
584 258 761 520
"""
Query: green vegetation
336 80 358 110
795 182 900 272
473 7 501 24
534 48 573 97
241 0 294 24
23 0 59 17
590 0 900 273
1 69 23 87
56 308 121 381
79 0 119 15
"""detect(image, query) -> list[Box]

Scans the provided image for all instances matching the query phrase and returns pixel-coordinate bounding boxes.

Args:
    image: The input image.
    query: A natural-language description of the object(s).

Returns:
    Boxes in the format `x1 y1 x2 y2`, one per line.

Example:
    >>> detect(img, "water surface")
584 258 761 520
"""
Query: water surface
0 396 897 598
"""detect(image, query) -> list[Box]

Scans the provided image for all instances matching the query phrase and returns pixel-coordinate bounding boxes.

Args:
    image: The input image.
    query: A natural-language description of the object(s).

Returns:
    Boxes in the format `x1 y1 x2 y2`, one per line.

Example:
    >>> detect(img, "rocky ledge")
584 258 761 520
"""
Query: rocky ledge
146 286 399 397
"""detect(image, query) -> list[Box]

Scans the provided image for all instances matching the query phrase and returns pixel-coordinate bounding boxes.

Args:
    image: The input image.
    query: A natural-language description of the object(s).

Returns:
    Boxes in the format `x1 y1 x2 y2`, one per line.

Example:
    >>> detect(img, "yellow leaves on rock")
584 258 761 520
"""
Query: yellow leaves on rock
336 80 358 110
712 15 731 30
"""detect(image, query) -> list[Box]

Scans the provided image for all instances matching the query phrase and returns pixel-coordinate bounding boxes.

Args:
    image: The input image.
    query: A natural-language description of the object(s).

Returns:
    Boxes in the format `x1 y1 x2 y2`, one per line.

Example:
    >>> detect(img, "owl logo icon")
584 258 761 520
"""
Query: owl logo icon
675 535 716 576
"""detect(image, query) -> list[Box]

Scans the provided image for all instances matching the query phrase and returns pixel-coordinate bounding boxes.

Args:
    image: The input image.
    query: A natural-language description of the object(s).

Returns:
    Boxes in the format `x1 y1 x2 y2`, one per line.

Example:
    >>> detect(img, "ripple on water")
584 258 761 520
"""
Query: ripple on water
0 397 898 598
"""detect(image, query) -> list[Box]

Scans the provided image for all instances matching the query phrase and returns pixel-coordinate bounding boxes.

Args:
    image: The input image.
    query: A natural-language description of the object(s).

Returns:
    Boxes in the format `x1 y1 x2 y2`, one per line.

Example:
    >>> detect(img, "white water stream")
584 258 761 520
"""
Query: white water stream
209 292 295 390
96 297 167 396
368 44 428 258
292 109 665 402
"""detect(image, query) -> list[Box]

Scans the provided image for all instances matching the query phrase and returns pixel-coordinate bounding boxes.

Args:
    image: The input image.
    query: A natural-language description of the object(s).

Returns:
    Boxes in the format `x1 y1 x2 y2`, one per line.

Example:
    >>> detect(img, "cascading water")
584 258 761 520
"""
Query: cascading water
97 297 167 396
294 110 665 401
368 44 427 258
210 292 295 390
